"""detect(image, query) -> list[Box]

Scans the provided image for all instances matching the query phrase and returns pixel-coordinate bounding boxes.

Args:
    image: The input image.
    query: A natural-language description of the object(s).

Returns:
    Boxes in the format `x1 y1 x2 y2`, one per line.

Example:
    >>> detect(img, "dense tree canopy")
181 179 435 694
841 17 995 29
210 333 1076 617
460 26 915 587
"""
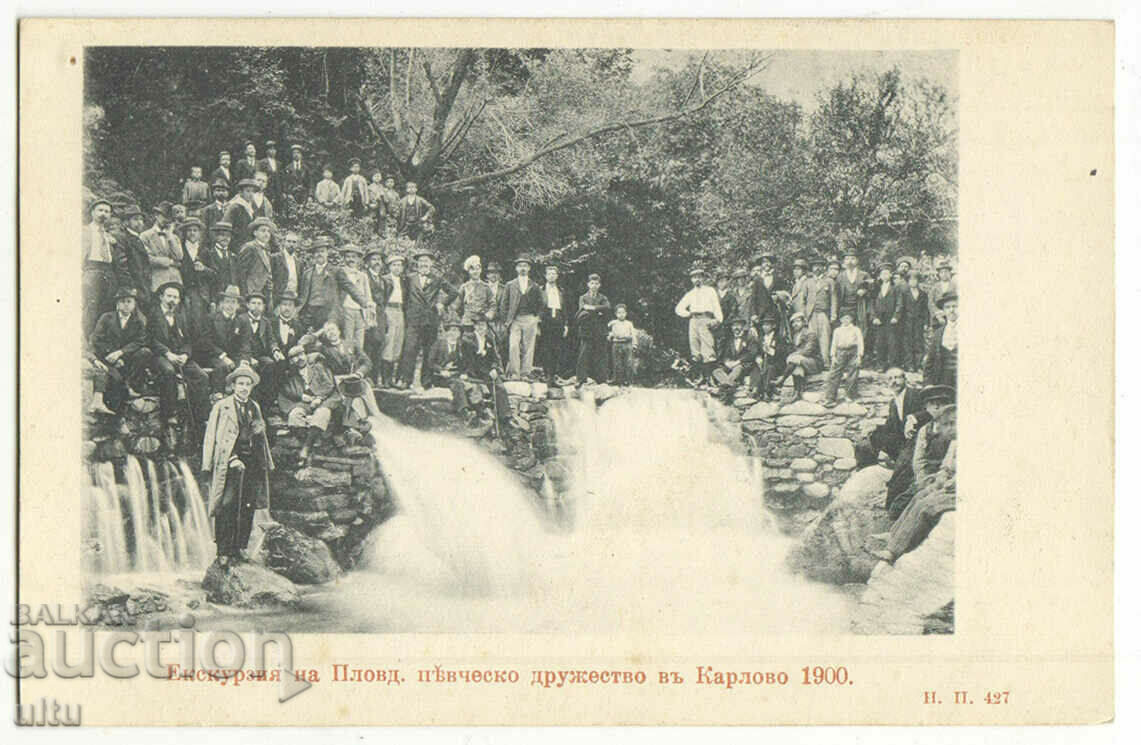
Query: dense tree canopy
85 46 956 352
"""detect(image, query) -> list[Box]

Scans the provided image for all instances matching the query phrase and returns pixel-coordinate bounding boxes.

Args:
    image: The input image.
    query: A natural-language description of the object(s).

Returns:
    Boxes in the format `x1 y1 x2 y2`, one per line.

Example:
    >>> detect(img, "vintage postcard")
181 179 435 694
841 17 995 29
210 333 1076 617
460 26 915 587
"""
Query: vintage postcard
15 17 1113 726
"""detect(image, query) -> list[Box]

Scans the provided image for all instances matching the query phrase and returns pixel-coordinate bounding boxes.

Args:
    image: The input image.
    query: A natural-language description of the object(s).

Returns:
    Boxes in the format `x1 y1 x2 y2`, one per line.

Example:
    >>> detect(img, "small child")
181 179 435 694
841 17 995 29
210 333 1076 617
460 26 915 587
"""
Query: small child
314 165 341 206
341 158 369 216
607 304 636 386
824 311 864 405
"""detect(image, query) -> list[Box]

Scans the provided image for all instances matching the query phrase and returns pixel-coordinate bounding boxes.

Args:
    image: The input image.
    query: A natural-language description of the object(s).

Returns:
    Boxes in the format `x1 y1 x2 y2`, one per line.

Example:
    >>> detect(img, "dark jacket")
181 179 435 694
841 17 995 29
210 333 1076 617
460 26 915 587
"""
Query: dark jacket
503 277 545 326
900 287 929 329
298 263 372 321
718 331 759 365
277 354 339 415
575 291 612 341
180 240 217 302
404 273 458 329
148 305 196 358
271 315 300 354
461 333 504 380
246 314 280 360
750 274 784 324
426 336 463 387
870 282 902 323
299 333 371 378
233 157 260 183
879 387 931 445
201 201 228 235
91 310 150 361
270 250 302 306
236 240 274 306
222 201 255 247
207 243 236 300
196 310 252 362
924 323 957 387
209 165 232 188
282 161 311 205
119 230 152 299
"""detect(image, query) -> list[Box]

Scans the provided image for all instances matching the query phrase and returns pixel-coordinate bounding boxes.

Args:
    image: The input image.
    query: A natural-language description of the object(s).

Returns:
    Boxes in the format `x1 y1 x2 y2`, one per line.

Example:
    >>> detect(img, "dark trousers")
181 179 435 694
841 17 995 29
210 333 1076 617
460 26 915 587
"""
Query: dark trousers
903 321 926 370
538 317 567 378
103 348 154 413
868 319 899 370
856 425 906 469
195 353 237 393
398 322 437 385
299 305 332 335
154 356 211 425
83 265 116 339
611 340 634 385
213 465 260 557
824 346 860 403
448 378 510 422
576 336 609 384
251 356 278 414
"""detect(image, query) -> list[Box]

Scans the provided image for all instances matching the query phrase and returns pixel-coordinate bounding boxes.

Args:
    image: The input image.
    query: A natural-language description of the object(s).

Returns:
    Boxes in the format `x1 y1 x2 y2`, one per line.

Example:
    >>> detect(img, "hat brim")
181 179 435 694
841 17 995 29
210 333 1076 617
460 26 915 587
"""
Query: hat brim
226 368 260 386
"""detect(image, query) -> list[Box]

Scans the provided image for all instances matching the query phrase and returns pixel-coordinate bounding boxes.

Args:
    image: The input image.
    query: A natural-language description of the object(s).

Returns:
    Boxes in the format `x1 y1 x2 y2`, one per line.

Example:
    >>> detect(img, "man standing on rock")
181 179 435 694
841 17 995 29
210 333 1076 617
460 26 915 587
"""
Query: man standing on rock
675 264 723 386
202 362 274 564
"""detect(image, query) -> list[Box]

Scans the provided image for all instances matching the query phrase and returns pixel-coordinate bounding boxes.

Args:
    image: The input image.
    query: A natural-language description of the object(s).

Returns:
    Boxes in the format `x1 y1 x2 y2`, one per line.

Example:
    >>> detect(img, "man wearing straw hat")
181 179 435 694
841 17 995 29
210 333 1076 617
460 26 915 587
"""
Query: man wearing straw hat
202 361 274 564
236 216 276 308
674 263 723 385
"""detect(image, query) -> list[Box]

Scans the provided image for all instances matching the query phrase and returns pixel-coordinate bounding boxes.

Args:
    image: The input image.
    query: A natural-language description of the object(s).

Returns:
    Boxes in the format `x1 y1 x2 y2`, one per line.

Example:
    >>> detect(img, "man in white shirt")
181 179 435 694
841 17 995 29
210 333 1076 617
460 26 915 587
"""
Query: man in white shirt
674 265 723 384
377 253 407 387
338 245 376 354
272 231 301 309
538 263 568 381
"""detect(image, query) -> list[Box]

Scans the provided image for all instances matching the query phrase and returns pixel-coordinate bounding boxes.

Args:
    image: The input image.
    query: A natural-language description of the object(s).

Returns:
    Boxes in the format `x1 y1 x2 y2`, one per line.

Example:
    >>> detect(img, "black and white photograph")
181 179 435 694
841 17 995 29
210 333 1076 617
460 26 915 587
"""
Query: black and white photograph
77 44 960 634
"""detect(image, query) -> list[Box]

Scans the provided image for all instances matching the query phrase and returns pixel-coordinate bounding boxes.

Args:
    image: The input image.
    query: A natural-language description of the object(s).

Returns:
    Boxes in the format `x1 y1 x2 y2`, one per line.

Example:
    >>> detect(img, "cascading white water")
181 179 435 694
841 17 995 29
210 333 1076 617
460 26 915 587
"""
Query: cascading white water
83 455 214 575
326 388 854 633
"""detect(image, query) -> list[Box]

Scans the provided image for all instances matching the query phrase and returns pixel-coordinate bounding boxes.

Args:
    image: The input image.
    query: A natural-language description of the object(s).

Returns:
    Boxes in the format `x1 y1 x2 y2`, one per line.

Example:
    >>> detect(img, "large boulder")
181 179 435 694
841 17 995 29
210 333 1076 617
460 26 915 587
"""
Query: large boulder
785 466 893 584
258 524 341 584
742 401 780 420
202 559 301 608
852 512 955 634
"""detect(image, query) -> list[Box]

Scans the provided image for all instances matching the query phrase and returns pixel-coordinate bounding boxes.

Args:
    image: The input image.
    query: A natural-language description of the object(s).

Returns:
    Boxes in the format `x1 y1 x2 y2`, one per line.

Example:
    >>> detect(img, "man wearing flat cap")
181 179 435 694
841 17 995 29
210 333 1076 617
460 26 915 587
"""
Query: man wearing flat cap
141 202 184 296
223 178 261 247
675 264 723 384
236 217 276 308
202 361 274 564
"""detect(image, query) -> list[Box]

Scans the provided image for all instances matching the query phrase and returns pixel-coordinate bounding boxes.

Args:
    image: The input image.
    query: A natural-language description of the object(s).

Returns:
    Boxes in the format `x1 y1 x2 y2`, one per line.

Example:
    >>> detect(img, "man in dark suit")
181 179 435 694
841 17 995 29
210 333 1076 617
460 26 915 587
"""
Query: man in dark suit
223 178 259 248
297 237 372 333
233 141 260 183
425 316 464 389
116 204 152 303
899 272 929 371
210 151 232 189
749 254 785 337
89 287 154 414
271 230 302 310
484 261 511 358
835 248 872 335
868 263 902 371
855 367 931 468
281 144 311 211
362 249 388 385
194 285 252 392
149 281 211 441
257 140 281 204
397 249 458 389
272 290 302 357
574 273 612 385
235 217 275 307
924 293 958 388
716 271 739 350
537 262 569 381
244 291 284 415
456 316 511 432
201 180 231 235
277 344 341 463
712 317 760 397
177 216 215 334
206 221 236 303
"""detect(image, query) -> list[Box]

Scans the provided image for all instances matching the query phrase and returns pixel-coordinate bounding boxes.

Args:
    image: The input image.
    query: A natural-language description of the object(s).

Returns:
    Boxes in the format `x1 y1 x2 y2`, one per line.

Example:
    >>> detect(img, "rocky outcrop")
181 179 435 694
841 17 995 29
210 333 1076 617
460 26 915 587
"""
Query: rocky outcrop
851 512 955 634
785 466 893 584
258 523 341 584
202 559 301 608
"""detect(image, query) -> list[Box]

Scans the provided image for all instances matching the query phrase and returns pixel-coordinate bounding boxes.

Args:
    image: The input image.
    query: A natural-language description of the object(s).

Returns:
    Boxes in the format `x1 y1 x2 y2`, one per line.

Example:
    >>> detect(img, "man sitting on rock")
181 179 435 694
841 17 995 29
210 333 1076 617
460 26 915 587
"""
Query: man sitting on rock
854 367 929 469
278 344 342 464
712 317 760 400
882 384 955 519
89 286 155 414
773 311 822 401
298 320 378 440
755 315 787 401
869 403 956 564
458 316 512 437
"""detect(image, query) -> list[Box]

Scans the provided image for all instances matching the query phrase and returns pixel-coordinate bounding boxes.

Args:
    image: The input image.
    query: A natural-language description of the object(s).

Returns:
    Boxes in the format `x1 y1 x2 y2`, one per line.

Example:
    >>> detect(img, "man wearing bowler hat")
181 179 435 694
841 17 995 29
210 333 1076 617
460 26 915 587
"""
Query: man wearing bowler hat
149 280 212 443
90 286 154 415
397 248 458 389
117 204 152 302
202 361 274 565
503 254 544 380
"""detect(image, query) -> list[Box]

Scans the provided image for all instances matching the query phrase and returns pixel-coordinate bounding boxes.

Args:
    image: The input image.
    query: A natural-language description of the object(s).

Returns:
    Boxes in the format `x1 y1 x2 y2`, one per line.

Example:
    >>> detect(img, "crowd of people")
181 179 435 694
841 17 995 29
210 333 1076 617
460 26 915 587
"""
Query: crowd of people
676 249 958 406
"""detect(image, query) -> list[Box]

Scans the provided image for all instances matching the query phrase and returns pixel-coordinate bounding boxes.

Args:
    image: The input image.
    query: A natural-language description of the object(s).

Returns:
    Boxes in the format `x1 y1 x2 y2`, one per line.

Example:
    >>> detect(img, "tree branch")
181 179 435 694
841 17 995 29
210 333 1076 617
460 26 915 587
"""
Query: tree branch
435 56 769 192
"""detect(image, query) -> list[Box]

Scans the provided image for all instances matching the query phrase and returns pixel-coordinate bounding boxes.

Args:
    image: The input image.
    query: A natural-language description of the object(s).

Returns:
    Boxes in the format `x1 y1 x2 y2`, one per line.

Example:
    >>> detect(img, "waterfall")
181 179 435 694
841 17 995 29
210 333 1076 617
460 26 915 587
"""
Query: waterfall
333 389 854 633
83 456 214 575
